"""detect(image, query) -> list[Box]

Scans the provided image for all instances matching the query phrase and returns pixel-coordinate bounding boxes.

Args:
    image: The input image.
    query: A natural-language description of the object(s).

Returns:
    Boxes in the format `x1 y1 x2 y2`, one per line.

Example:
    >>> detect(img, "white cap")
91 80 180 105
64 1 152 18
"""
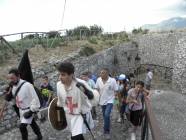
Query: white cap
118 74 126 80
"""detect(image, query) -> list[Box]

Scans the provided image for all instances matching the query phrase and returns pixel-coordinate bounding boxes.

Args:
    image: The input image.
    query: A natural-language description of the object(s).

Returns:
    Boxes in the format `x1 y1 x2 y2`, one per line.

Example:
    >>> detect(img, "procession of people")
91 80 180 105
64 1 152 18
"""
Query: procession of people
1 54 152 140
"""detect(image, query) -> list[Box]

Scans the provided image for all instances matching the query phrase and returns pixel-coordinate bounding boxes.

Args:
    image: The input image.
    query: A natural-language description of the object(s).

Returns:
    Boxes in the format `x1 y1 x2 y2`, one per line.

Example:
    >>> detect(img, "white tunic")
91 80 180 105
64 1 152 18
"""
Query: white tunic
95 77 118 105
57 79 92 136
12 79 40 124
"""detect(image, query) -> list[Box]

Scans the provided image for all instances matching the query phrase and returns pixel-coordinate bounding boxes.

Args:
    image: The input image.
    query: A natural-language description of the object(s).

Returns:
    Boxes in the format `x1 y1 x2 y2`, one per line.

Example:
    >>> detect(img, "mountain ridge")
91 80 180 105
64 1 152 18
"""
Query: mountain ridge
141 17 186 31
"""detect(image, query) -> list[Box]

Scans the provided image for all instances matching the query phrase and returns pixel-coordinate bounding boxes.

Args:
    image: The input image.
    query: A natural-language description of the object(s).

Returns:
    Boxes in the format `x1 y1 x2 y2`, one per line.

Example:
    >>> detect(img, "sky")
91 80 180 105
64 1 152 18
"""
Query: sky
0 0 186 36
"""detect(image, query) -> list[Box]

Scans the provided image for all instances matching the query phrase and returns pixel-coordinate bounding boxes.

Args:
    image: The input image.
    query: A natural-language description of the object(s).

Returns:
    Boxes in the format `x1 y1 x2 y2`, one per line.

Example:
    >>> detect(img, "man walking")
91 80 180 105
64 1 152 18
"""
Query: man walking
6 68 42 140
95 68 118 139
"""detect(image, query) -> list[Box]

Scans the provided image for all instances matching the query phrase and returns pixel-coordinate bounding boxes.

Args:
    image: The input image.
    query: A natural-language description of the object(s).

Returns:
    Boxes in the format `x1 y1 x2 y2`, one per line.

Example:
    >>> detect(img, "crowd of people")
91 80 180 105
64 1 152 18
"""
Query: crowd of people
3 62 153 140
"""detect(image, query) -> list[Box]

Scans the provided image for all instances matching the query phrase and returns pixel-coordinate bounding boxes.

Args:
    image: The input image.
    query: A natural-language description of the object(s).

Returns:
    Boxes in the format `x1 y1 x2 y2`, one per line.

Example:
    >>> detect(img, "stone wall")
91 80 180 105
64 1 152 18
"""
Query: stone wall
0 104 19 133
32 42 139 90
131 32 186 93
132 32 186 68
138 64 173 81
172 37 186 93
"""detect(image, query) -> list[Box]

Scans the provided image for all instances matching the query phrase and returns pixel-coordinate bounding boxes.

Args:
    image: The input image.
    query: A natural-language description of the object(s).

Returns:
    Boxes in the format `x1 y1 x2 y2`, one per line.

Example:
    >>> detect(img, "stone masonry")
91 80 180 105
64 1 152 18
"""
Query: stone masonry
132 31 186 93
172 37 186 93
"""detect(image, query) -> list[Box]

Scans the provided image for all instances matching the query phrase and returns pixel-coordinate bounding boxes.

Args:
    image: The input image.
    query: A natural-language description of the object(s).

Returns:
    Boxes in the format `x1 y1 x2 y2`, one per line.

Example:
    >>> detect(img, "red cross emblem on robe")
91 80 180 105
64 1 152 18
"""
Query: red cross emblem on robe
16 96 23 108
66 97 78 114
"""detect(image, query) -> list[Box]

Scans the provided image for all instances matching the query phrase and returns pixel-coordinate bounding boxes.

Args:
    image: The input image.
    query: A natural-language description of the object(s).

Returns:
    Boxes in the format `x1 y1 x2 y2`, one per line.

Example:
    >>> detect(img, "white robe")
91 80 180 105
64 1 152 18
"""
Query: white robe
12 79 40 124
57 79 93 136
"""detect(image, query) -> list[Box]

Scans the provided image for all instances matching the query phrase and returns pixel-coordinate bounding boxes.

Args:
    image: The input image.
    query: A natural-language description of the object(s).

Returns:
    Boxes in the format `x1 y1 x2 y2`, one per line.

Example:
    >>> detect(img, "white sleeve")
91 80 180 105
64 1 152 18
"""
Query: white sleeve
91 80 96 89
79 88 92 113
148 72 153 80
77 78 94 92
29 84 40 112
113 78 118 92
57 82 63 107
95 78 99 90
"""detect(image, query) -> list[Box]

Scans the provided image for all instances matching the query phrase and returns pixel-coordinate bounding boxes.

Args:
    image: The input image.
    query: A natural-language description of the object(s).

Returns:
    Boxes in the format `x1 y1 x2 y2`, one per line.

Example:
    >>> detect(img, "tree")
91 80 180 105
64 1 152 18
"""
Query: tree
47 31 60 38
90 25 103 36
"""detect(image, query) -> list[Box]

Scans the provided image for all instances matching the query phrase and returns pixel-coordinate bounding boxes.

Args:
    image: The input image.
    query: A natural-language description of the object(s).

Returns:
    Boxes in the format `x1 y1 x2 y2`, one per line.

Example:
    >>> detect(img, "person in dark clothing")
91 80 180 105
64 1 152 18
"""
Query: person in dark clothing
40 75 53 107
119 79 129 122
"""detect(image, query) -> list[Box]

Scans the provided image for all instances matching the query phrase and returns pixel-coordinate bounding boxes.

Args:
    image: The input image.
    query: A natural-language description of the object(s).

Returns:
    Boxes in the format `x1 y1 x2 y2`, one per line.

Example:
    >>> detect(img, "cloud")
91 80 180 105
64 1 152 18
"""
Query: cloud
167 0 186 15
178 0 186 12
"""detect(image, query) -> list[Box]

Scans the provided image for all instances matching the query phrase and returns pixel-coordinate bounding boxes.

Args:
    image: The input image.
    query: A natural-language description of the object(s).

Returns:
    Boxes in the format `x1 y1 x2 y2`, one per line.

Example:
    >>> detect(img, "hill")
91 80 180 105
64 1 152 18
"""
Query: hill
142 17 186 31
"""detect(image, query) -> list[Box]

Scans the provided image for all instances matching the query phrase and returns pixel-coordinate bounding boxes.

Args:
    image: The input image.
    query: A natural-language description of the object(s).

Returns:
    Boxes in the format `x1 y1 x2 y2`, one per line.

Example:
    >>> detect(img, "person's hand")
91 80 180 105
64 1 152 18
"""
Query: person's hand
23 110 33 119
143 88 150 95
4 93 13 101
76 82 94 99
146 93 151 101
133 99 138 104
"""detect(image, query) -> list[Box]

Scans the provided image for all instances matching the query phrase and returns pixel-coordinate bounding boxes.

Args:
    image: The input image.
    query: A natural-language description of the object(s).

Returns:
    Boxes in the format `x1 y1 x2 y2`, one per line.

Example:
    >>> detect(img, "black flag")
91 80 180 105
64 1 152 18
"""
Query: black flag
18 49 44 107
18 49 34 84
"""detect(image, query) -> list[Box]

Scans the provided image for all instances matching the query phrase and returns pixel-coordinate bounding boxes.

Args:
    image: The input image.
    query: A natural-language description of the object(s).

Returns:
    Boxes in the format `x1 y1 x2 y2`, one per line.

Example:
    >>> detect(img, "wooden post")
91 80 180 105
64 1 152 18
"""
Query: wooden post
21 33 23 40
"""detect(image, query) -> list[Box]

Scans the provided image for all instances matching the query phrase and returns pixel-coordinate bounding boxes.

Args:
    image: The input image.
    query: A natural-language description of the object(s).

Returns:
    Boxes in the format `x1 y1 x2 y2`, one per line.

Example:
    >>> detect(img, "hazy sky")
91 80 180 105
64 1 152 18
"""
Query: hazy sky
0 0 186 35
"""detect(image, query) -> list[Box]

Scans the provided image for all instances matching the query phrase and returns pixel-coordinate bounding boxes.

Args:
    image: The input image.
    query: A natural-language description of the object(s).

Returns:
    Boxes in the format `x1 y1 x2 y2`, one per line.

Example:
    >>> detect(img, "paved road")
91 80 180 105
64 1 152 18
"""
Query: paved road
151 90 186 140
0 106 134 140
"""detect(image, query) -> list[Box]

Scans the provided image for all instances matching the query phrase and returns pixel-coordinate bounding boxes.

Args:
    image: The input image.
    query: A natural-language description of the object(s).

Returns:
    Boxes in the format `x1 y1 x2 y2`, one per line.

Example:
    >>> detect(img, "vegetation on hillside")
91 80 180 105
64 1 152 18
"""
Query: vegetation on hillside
0 24 132 65
132 27 149 34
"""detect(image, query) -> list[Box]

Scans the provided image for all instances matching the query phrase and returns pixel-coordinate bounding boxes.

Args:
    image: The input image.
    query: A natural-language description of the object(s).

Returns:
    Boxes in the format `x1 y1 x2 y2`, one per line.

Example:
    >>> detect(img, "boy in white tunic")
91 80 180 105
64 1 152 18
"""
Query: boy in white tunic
7 68 42 140
56 62 93 140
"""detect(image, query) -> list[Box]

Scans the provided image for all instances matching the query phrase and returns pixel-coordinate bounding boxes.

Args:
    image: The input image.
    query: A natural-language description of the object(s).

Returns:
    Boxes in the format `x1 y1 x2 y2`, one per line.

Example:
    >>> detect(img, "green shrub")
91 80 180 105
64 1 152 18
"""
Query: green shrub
143 29 149 34
10 37 63 49
101 33 113 40
47 31 60 38
66 25 103 38
88 37 98 44
0 51 5 63
132 28 149 34
23 34 35 39
105 40 114 46
66 26 90 38
0 50 9 63
117 32 130 42
90 25 103 35
79 46 96 56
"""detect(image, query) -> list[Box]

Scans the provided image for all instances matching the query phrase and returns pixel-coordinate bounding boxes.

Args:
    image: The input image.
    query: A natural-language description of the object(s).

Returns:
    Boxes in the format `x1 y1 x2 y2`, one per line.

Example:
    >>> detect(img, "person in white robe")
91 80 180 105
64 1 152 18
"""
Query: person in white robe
56 62 94 140
7 68 42 140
